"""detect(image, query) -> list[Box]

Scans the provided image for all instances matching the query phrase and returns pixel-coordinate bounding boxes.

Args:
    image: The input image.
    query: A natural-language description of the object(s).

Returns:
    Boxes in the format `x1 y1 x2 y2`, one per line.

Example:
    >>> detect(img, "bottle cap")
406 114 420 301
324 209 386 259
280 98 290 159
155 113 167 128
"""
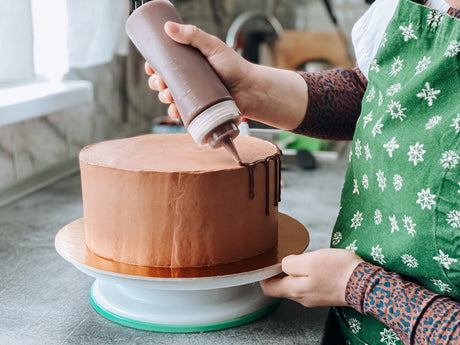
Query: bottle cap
187 100 241 145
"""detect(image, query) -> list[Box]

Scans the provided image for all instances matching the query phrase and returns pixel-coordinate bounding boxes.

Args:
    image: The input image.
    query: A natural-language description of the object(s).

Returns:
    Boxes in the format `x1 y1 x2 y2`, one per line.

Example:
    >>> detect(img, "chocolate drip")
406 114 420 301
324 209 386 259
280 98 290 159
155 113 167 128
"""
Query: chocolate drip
276 156 281 204
240 153 281 215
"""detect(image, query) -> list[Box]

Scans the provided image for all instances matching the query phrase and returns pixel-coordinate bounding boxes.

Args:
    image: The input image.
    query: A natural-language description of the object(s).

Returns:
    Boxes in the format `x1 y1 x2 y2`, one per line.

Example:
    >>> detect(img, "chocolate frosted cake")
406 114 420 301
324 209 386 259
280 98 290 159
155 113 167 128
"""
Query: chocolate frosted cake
79 133 281 268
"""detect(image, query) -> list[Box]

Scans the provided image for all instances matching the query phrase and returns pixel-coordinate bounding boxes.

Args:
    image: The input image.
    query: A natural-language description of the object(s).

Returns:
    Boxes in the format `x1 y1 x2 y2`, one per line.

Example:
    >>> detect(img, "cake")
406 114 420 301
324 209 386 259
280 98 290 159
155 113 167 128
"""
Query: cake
79 133 281 268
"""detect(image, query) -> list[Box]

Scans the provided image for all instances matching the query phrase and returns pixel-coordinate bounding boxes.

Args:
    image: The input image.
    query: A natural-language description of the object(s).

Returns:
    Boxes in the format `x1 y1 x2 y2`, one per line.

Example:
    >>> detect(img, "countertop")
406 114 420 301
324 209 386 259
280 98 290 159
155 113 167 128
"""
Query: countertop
0 155 348 345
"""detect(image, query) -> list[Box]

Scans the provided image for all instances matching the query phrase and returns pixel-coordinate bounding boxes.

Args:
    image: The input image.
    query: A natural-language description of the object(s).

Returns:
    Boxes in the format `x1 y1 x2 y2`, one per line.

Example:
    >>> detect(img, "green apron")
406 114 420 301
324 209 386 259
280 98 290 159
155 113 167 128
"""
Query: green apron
330 0 460 344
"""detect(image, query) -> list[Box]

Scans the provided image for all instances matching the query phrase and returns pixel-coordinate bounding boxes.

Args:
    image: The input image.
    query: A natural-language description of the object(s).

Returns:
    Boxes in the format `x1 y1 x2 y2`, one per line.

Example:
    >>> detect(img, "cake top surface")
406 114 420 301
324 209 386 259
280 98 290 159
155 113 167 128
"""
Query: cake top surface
79 133 279 172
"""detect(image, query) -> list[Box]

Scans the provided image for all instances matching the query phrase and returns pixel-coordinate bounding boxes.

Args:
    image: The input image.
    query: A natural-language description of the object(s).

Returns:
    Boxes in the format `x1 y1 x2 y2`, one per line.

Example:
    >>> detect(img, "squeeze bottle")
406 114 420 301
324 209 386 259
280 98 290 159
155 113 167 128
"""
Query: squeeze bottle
126 0 242 162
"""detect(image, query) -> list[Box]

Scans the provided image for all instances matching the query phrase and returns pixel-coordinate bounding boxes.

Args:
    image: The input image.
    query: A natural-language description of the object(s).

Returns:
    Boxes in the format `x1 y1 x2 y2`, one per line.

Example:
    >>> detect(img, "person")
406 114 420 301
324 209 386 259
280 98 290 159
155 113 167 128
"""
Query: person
144 0 460 343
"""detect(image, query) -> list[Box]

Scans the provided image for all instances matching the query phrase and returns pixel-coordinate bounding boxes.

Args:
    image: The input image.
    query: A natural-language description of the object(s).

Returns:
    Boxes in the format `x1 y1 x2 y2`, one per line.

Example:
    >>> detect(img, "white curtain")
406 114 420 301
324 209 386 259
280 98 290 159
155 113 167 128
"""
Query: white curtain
0 0 129 84
31 0 69 80
0 0 34 84
66 0 129 69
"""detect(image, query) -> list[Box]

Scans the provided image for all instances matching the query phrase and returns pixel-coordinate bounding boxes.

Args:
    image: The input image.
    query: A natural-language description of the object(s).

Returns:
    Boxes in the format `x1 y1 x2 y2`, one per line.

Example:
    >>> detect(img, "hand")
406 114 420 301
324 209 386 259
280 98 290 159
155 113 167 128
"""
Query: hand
145 22 308 130
260 248 363 308
145 21 253 120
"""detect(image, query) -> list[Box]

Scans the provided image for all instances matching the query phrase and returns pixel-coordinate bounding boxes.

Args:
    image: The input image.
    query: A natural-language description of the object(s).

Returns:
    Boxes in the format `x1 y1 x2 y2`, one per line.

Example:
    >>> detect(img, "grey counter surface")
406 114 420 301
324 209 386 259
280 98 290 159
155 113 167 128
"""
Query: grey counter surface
0 155 348 345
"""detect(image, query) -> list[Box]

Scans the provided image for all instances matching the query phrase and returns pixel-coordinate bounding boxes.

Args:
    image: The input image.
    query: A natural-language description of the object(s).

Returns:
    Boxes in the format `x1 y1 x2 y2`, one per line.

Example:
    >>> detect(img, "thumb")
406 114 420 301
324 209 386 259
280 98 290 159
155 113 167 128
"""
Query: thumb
281 254 309 277
164 21 228 59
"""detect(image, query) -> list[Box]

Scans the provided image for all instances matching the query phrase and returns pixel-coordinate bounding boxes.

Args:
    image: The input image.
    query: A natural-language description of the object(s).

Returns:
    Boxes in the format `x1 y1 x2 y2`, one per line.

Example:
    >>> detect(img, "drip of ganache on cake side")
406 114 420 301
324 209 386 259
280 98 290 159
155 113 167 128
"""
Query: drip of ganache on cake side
240 153 282 215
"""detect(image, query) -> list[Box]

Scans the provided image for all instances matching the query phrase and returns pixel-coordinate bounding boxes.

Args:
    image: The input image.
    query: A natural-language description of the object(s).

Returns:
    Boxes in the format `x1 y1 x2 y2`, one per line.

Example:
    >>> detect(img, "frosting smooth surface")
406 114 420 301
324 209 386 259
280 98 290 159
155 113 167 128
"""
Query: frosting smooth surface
79 133 279 172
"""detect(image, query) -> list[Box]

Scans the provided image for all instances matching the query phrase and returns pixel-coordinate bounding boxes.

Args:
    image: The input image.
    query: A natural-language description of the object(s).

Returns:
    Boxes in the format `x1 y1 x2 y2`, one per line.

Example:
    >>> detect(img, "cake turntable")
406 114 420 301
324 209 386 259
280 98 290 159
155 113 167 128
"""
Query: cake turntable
55 213 309 332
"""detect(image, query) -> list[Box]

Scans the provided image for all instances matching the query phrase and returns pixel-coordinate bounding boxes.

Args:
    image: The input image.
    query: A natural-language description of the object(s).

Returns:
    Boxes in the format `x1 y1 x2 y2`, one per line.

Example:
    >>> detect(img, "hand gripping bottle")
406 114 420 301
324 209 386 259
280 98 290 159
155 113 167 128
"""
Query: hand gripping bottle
126 0 242 162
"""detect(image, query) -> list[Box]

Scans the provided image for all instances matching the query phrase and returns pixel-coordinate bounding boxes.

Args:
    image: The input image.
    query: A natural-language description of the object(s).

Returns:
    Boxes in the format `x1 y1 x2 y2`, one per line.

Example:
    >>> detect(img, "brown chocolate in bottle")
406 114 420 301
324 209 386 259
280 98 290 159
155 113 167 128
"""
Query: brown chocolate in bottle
126 1 230 126
126 0 241 162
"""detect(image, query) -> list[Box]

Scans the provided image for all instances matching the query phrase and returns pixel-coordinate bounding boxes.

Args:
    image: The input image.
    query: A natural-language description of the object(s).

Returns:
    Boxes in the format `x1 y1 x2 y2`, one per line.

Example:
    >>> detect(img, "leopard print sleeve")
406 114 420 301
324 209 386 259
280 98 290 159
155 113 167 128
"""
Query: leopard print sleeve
346 262 460 345
447 7 460 18
292 67 368 141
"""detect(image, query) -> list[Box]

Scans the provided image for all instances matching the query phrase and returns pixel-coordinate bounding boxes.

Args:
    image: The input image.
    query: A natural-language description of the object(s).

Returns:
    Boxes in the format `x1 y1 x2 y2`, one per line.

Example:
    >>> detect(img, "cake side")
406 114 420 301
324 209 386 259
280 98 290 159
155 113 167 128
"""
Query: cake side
80 133 280 268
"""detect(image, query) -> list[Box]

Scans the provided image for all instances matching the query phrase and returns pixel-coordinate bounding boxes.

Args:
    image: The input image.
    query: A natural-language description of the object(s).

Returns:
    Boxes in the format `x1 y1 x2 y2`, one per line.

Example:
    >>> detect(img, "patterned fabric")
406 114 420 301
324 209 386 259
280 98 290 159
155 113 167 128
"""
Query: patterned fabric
448 7 460 17
346 262 460 345
294 68 367 141
329 0 460 344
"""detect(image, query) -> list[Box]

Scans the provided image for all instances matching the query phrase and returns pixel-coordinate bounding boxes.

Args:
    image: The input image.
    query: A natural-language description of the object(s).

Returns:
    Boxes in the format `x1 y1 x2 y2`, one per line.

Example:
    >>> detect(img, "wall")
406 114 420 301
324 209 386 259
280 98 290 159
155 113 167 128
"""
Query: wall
0 57 165 196
294 0 369 56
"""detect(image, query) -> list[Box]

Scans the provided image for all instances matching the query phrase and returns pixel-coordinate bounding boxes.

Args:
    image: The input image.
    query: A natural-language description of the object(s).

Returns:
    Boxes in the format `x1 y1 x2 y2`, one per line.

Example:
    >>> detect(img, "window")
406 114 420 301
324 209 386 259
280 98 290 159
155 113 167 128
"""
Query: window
0 0 128 125
0 0 128 84
31 0 69 81
0 0 35 84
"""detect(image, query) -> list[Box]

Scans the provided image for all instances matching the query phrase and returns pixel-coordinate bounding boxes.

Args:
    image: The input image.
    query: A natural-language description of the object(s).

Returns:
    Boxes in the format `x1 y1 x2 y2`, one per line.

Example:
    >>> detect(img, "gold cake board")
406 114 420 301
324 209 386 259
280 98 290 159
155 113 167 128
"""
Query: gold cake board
55 213 309 279
55 213 309 332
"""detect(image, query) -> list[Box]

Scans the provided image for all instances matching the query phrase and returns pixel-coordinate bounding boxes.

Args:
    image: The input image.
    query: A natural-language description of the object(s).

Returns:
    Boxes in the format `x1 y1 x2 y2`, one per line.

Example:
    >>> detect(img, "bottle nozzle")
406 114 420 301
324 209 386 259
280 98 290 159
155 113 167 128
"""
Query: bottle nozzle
205 120 242 164
221 135 241 164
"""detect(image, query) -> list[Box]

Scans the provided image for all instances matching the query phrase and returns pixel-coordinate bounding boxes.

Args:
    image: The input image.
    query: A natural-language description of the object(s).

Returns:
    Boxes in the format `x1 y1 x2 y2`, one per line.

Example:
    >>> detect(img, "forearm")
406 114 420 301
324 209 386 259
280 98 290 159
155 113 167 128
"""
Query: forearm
346 262 460 345
293 67 367 140
243 63 308 131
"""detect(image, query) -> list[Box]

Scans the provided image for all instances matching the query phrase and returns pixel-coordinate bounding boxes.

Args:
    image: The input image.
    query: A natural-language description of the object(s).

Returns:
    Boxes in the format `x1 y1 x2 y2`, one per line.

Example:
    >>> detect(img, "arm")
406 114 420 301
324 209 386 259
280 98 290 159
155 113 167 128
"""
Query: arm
347 262 460 345
261 249 460 345
147 22 308 131
146 22 368 140
293 67 368 141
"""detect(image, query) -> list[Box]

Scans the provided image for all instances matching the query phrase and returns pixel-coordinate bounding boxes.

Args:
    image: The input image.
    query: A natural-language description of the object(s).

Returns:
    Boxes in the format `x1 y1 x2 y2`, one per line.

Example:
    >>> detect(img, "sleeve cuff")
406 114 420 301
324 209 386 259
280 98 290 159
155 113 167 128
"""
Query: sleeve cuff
345 261 381 313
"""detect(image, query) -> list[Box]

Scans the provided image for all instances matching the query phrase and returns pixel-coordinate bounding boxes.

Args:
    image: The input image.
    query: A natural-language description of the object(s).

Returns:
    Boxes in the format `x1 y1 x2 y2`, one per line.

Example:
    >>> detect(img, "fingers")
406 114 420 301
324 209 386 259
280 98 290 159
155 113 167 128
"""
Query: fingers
260 275 309 299
160 90 180 118
167 104 180 119
281 253 310 277
145 62 179 119
263 253 309 298
144 61 154 75
158 89 173 104
164 22 228 59
261 249 365 308
145 62 167 93
148 74 167 92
